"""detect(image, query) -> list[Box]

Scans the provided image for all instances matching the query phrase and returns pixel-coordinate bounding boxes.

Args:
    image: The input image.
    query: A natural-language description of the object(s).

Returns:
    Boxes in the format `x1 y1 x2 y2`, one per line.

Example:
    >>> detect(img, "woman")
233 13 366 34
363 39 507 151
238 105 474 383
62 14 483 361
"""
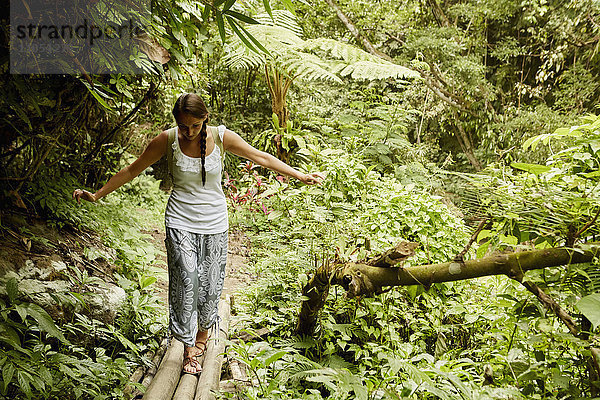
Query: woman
73 93 323 374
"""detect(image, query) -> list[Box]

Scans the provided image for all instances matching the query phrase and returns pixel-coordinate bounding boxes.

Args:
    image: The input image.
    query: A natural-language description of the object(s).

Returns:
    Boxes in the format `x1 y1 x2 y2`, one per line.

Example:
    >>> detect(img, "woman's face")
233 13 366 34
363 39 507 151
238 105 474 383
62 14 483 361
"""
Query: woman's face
176 113 207 141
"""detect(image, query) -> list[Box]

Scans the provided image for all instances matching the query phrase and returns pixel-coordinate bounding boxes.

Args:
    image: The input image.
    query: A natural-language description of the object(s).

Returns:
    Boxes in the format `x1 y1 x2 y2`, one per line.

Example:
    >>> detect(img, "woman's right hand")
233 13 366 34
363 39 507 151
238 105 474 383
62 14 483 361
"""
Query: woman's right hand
72 189 97 204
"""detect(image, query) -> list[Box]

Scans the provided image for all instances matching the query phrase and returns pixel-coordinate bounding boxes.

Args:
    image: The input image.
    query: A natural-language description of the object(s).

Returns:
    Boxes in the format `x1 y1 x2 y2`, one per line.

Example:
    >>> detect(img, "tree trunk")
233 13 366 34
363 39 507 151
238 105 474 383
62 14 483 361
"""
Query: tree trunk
296 244 600 335
455 121 482 171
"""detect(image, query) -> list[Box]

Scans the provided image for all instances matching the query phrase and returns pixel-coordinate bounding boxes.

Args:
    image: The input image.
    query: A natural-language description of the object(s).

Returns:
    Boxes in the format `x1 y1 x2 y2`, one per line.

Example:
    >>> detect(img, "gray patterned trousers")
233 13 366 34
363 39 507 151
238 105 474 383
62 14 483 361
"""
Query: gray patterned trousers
164 227 228 347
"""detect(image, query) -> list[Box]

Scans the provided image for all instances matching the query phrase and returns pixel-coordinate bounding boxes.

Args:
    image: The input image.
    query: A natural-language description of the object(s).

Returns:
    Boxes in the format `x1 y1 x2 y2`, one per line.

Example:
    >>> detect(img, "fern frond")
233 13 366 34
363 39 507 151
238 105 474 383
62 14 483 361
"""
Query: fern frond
280 52 343 84
300 38 380 63
222 25 303 70
254 10 303 38
221 17 418 83
339 60 420 80
300 38 419 81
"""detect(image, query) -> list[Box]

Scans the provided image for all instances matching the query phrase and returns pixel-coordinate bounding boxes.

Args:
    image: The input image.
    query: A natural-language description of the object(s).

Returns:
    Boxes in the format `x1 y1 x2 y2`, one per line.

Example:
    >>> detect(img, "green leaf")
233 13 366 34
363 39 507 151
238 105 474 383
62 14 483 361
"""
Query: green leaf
226 17 262 55
222 0 236 11
2 363 14 391
140 276 157 289
213 0 228 7
280 0 296 15
583 170 600 178
510 162 551 175
264 350 287 367
26 304 69 344
215 10 226 43
17 370 32 399
576 293 600 330
268 210 284 220
80 80 111 110
263 0 273 18
15 304 28 322
235 20 271 55
223 10 259 24
0 325 24 351
6 278 18 304
202 4 211 21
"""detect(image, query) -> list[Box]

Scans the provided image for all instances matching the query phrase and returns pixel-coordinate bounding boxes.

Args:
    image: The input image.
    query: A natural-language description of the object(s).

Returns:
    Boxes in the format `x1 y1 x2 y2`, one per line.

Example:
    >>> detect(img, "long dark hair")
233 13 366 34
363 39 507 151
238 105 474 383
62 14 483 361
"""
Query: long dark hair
172 93 210 186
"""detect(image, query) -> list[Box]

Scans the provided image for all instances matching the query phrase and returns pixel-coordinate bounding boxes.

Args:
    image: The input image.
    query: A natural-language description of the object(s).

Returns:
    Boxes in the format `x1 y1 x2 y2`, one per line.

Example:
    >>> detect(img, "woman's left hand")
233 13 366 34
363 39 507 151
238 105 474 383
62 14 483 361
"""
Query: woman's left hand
299 172 325 185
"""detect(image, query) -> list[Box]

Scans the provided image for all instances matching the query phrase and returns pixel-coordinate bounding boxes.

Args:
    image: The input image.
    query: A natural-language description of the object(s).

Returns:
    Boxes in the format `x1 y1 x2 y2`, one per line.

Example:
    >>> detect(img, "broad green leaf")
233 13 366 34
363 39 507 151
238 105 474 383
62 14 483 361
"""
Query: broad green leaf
0 326 22 350
6 278 18 304
583 170 600 178
267 210 283 220
575 293 600 330
263 350 287 367
140 276 157 289
15 304 28 322
510 162 551 175
26 304 69 344
17 371 32 399
3 363 14 390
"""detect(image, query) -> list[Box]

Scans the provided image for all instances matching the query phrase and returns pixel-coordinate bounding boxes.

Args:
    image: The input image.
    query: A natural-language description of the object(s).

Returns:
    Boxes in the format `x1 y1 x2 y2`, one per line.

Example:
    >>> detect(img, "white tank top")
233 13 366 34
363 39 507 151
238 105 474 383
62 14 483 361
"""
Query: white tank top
164 125 228 234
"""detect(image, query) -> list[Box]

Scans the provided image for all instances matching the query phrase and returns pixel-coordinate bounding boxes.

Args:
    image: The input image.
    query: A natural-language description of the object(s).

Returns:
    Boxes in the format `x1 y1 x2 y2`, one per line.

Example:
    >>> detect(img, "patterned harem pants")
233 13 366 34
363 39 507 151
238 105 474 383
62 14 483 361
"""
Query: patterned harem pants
164 227 228 347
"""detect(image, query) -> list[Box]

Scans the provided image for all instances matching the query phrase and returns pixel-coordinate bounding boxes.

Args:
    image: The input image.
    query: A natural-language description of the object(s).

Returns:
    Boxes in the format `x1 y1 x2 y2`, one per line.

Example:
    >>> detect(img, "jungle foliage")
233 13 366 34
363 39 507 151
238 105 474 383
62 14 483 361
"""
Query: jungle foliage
1 0 600 398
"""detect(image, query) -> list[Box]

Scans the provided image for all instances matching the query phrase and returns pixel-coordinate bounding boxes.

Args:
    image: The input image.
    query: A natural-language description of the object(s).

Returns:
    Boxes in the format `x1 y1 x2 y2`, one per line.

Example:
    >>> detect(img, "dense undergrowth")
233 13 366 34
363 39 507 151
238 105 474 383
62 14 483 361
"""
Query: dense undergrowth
221 116 600 399
1 112 599 398
0 165 170 399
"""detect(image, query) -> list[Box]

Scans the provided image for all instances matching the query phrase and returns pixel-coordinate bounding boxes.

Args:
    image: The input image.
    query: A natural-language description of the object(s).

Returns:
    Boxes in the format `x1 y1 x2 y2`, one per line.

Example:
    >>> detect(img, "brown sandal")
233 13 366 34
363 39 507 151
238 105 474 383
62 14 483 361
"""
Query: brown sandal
194 340 208 356
182 354 202 375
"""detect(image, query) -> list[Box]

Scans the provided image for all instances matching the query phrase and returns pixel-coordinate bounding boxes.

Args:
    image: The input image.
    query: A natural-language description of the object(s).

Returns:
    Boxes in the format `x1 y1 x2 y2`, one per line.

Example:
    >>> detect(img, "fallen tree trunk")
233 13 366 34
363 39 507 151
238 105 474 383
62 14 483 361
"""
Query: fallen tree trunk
296 244 600 335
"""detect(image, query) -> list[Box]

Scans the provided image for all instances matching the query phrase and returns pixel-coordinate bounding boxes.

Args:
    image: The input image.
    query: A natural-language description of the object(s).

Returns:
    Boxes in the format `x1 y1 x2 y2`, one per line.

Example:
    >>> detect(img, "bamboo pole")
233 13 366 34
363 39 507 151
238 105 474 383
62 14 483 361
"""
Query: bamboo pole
195 296 232 400
172 372 200 400
142 338 184 400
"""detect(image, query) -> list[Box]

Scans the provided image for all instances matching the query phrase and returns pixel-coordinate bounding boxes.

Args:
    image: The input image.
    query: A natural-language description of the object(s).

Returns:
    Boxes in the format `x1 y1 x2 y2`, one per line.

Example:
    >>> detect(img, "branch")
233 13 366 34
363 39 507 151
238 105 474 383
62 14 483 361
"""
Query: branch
454 218 488 261
519 280 579 336
296 243 600 334
575 207 600 239
83 81 157 164
323 0 392 62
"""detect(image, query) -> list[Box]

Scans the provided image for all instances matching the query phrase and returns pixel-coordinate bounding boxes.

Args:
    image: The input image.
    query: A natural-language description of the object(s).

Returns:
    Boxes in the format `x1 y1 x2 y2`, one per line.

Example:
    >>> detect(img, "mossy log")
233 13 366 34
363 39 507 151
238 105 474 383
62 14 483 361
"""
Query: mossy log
296 244 600 335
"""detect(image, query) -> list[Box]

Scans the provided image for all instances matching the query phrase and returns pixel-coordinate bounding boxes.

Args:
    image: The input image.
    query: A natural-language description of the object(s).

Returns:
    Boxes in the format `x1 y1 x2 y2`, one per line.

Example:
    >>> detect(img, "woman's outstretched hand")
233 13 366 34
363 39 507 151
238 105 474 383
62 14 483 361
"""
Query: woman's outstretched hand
299 172 325 185
72 189 97 204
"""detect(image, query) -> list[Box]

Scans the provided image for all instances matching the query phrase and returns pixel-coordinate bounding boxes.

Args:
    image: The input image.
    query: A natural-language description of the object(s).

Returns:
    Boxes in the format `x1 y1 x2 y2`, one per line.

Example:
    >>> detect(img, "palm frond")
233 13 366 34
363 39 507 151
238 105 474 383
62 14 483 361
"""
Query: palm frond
254 9 303 38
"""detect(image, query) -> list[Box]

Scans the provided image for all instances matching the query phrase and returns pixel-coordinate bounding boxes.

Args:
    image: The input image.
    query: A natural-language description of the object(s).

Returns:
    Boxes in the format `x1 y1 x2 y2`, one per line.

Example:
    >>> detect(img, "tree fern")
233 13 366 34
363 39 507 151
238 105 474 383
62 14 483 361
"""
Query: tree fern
222 12 418 84
254 9 304 37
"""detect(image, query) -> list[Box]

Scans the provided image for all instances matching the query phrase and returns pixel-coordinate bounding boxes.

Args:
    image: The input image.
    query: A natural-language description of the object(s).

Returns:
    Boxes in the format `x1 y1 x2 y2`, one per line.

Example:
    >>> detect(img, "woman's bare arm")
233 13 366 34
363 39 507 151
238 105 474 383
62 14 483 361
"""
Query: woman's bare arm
222 129 323 185
73 131 168 203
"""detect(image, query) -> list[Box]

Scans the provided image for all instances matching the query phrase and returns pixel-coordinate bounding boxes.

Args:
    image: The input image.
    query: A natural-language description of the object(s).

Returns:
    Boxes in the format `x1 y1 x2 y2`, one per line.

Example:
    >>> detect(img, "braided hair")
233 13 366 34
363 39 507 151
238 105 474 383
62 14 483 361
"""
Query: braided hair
172 93 210 186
